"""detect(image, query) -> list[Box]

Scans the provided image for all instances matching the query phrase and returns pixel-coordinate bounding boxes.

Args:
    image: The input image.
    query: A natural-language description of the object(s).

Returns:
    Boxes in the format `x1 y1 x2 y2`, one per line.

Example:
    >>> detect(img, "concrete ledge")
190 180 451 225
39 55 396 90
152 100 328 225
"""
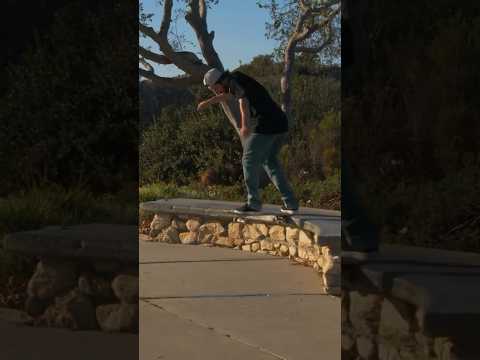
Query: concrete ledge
3 224 138 263
140 198 341 241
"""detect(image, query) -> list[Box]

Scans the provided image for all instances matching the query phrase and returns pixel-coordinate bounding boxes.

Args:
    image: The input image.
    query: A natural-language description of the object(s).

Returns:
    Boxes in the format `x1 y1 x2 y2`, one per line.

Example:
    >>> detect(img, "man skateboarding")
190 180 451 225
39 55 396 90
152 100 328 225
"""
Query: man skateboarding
197 68 299 215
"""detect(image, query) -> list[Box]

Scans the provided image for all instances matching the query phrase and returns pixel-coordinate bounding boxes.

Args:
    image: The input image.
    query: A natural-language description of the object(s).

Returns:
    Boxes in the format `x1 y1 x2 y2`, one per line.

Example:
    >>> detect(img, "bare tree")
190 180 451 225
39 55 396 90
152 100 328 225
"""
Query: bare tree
139 0 243 135
139 0 339 134
257 0 341 122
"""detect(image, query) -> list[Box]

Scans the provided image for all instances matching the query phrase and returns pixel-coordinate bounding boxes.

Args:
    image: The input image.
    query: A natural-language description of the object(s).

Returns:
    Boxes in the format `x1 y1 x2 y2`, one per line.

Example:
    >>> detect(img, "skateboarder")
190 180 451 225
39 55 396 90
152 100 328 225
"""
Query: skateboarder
197 68 299 214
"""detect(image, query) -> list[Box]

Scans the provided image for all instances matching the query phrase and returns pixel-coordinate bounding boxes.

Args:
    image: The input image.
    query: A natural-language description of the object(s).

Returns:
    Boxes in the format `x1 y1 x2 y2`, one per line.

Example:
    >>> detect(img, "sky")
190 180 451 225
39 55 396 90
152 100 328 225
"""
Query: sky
140 0 278 77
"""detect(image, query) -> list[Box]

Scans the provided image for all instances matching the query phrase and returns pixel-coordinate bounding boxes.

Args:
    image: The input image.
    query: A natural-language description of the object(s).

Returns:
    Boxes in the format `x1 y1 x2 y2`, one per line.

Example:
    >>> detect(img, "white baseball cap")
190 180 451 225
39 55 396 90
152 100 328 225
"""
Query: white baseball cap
203 68 223 86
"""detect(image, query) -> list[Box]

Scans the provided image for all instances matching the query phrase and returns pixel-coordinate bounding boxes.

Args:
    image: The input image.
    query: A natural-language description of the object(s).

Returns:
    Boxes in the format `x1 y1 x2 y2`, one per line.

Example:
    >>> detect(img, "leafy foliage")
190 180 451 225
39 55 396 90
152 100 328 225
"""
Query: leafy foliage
343 1 480 251
140 56 340 186
0 1 138 195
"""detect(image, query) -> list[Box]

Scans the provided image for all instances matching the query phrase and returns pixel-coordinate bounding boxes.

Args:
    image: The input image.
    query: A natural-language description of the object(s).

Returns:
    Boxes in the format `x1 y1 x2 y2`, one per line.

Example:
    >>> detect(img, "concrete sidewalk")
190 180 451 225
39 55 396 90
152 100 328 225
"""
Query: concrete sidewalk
2 319 137 360
140 242 340 360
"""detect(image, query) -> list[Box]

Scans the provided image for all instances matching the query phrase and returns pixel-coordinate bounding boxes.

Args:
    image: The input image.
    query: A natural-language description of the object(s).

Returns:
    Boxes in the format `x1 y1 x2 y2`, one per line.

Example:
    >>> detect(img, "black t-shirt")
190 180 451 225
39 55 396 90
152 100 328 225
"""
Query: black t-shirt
220 71 289 134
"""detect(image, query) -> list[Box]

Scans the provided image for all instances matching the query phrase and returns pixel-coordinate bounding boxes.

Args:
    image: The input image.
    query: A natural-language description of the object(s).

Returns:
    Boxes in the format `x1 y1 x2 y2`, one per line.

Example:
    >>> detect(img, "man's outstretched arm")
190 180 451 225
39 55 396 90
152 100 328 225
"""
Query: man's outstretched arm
197 93 230 111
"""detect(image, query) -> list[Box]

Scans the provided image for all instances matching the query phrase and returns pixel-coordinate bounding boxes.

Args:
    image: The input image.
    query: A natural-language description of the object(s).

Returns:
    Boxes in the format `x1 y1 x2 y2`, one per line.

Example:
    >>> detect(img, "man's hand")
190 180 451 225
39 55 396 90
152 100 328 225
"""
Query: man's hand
240 126 250 138
197 101 209 112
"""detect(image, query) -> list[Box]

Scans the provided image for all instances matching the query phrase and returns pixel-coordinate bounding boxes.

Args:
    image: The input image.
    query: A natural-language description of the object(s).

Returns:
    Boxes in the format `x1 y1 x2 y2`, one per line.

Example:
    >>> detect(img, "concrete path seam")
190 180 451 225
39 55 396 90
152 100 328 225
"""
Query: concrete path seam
141 299 289 360
140 292 328 300
140 258 285 265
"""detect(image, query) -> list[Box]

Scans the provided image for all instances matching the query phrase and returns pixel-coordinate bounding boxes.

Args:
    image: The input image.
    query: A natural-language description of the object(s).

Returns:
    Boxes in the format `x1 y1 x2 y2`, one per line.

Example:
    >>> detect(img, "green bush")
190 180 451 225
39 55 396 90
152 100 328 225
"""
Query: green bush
140 65 340 186
0 1 137 194
140 105 242 186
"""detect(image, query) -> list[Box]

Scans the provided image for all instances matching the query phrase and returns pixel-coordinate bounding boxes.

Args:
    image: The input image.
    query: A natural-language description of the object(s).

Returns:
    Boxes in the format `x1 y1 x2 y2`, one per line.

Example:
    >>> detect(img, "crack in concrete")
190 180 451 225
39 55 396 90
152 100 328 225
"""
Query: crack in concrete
140 257 285 265
140 292 328 300
141 299 289 360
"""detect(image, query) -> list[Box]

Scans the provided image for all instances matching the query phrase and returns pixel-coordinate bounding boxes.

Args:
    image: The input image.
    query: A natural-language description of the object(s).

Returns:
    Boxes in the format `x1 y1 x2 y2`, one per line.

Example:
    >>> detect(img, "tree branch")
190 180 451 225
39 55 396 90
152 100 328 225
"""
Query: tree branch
185 0 223 70
159 0 174 56
139 46 172 65
139 23 161 43
139 69 199 88
139 58 155 73
311 0 340 14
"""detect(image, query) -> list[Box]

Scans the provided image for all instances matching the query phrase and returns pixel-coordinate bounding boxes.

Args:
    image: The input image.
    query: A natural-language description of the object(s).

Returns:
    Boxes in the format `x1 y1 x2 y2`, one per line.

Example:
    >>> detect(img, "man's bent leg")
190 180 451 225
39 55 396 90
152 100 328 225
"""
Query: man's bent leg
262 133 299 209
242 134 274 210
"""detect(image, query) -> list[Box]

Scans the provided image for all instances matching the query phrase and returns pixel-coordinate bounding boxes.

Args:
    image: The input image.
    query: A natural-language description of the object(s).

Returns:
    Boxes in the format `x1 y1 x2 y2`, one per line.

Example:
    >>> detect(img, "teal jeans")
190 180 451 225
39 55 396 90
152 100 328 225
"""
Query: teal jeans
242 132 298 210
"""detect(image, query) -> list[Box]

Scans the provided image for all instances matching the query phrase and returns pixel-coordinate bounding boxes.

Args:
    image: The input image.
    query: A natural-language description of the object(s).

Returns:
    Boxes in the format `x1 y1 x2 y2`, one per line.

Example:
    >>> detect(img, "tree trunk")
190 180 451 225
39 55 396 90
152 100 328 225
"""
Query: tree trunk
281 40 297 128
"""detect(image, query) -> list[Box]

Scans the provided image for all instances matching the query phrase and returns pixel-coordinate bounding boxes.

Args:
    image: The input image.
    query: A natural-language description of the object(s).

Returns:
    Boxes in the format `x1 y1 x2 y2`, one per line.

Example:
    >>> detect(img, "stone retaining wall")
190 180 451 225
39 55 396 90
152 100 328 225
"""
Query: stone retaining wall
139 212 341 294
342 250 480 360
2 224 138 333
342 289 452 360
24 259 138 332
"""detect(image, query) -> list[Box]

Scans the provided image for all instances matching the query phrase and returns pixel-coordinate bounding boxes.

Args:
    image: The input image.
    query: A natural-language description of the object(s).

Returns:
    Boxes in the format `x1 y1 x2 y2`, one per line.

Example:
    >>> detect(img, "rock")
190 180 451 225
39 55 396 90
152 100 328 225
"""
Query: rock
198 232 214 244
149 214 171 237
273 241 282 250
179 232 197 245
233 237 244 247
27 260 77 301
215 236 234 248
241 244 251 252
96 304 138 332
356 336 376 359
321 254 339 274
341 331 355 352
112 275 138 304
162 226 180 244
294 257 306 264
243 224 264 243
139 234 153 242
286 227 300 244
313 262 320 272
307 246 321 262
198 222 226 244
289 244 297 257
256 224 269 237
321 246 331 257
25 296 49 317
228 222 243 237
0 308 33 325
200 222 226 236
186 219 202 232
298 246 309 260
280 244 289 255
323 272 341 290
40 289 97 330
298 230 313 247
78 274 114 300
433 338 454 360
171 219 187 232
269 225 286 241
268 251 277 256
322 256 340 288
93 260 121 274
251 243 260 252
260 239 274 251
379 299 413 338
349 291 382 335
